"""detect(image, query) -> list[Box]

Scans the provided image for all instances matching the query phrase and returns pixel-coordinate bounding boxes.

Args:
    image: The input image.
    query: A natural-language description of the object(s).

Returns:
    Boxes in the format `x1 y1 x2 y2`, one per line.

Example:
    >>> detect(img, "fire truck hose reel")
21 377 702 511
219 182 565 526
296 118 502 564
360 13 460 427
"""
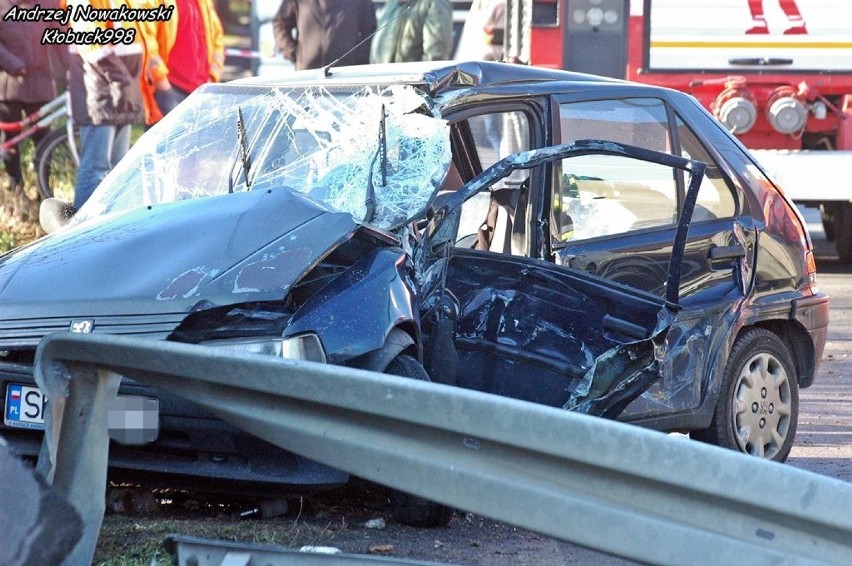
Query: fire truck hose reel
716 94 757 134
767 90 808 135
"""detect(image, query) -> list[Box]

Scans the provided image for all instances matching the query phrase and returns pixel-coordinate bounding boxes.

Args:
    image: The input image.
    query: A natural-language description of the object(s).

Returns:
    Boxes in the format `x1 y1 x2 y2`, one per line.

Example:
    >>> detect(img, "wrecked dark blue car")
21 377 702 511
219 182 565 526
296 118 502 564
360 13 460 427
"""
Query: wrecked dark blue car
1 62 828 523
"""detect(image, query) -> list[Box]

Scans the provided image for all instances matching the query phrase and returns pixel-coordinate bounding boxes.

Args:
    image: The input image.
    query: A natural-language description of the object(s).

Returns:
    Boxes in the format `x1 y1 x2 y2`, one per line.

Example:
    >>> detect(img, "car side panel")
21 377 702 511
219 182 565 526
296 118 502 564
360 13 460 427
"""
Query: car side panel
287 248 419 365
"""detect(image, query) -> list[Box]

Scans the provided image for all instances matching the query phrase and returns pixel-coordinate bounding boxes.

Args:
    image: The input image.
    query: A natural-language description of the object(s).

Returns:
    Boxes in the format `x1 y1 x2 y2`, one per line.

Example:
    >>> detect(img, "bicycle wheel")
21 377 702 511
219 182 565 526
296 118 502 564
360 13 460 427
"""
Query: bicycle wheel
36 127 79 202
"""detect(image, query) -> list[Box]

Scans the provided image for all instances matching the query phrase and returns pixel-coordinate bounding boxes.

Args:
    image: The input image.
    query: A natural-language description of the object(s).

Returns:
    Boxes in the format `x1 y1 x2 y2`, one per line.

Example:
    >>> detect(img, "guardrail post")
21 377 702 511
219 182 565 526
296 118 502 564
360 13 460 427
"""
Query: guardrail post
34 360 120 566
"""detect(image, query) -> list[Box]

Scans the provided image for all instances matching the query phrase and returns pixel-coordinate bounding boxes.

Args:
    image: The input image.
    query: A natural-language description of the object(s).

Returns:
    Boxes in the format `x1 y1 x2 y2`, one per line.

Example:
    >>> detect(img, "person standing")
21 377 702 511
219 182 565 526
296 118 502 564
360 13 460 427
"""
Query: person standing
0 0 65 215
370 0 453 64
65 0 145 209
138 0 225 126
273 0 377 71
137 0 177 127
481 0 506 61
454 0 505 61
157 0 224 109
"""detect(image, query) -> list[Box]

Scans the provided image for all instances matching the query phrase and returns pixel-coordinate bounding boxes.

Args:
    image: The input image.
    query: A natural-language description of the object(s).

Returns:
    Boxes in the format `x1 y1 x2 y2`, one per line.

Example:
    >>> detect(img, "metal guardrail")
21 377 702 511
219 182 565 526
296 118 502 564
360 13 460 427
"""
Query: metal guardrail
33 333 852 565
162 534 443 566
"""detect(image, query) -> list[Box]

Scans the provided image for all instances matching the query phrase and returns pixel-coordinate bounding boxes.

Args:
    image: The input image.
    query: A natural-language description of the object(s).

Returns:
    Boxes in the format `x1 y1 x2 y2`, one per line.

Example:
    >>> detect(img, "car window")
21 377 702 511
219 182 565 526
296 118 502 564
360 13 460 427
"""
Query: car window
556 97 739 240
428 140 702 300
73 84 451 231
453 110 532 255
556 98 677 241
468 111 531 171
676 117 737 219
553 153 678 243
559 98 671 153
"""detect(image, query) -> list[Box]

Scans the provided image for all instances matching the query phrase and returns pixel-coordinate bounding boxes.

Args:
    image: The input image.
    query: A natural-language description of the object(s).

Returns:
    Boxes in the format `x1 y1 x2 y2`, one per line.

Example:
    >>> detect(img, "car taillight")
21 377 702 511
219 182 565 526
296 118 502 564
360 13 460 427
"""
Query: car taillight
805 249 818 293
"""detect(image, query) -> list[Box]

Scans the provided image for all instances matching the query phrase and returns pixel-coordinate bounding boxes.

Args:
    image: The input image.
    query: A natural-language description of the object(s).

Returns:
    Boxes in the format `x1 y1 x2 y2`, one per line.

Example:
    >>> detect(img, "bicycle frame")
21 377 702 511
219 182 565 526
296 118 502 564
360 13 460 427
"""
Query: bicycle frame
0 92 77 164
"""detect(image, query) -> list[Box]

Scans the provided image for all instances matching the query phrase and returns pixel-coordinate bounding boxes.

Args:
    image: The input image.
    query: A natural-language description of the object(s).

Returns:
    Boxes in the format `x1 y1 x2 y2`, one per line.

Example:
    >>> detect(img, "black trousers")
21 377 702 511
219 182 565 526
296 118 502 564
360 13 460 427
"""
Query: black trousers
0 100 48 185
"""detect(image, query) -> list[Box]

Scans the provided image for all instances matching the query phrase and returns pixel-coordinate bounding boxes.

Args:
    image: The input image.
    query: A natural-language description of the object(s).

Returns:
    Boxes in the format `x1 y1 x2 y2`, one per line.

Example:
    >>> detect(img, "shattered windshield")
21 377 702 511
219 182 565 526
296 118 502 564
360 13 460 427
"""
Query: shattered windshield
72 83 452 231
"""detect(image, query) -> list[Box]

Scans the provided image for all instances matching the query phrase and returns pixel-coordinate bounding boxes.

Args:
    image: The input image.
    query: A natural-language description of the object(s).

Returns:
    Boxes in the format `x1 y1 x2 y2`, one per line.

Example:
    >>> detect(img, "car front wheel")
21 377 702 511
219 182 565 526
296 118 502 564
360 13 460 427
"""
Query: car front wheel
384 354 455 528
693 328 799 462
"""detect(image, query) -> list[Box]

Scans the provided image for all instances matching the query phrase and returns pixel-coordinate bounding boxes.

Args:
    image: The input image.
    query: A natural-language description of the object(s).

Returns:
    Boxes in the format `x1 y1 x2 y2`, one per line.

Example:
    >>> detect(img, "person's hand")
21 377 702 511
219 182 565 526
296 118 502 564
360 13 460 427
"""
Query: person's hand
13 67 27 77
154 88 178 115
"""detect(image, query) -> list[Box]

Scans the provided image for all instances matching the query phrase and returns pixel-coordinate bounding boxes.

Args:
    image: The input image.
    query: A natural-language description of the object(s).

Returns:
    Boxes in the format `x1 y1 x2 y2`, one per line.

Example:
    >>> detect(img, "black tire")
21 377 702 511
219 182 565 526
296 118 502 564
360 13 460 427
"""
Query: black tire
693 328 798 462
384 354 455 528
819 203 837 242
834 203 852 264
35 127 79 203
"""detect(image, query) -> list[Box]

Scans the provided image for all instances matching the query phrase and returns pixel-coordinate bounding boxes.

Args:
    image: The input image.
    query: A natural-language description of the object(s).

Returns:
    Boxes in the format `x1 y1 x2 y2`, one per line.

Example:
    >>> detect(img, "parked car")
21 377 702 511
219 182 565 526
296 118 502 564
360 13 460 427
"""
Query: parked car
4 61 828 525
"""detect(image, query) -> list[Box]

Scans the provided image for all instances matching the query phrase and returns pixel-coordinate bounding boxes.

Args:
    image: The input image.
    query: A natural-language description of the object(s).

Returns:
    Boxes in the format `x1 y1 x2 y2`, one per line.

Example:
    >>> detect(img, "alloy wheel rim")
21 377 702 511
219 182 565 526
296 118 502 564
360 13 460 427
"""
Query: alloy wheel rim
732 352 792 458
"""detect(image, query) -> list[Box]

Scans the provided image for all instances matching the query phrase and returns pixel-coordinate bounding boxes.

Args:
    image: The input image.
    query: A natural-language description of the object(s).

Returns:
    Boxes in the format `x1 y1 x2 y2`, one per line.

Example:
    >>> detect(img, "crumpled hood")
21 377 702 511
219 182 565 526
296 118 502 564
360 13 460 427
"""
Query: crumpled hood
0 189 358 320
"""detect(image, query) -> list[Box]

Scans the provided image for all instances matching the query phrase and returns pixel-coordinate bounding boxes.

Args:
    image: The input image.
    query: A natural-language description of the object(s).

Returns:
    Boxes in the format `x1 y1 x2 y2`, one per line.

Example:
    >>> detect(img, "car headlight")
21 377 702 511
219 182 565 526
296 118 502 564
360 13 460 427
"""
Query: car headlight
203 333 326 363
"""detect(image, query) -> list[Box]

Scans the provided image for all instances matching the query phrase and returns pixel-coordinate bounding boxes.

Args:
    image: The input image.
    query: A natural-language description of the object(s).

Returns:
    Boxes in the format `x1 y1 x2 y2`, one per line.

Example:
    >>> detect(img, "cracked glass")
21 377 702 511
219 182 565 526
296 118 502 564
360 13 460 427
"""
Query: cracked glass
71 84 452 232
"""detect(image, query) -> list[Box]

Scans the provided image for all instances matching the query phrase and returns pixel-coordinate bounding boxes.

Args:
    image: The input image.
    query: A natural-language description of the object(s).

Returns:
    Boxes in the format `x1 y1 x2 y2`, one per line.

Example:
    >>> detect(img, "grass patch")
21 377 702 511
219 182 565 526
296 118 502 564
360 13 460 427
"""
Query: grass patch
93 481 395 565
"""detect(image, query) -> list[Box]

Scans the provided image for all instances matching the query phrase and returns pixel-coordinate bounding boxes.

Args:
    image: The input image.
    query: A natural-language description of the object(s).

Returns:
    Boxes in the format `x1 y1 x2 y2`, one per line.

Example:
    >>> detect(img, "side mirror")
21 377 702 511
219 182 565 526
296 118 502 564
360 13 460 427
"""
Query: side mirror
39 198 76 234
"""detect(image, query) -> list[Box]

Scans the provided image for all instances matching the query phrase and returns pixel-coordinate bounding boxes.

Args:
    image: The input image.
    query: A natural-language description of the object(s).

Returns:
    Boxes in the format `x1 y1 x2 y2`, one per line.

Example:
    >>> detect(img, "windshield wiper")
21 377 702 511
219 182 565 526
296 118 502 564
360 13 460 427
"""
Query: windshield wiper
228 106 253 193
237 107 252 190
364 104 388 223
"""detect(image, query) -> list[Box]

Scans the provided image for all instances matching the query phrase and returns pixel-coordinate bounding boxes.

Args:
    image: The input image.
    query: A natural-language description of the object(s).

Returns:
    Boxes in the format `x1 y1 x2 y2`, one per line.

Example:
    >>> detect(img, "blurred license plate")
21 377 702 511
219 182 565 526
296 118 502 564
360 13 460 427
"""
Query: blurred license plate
4 383 46 430
4 383 159 443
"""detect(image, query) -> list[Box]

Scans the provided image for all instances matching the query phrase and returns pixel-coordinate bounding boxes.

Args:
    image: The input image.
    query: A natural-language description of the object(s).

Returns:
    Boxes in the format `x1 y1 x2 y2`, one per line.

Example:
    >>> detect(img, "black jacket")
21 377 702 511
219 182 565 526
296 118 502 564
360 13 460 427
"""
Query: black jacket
67 47 144 127
0 0 65 103
66 0 144 127
273 0 377 71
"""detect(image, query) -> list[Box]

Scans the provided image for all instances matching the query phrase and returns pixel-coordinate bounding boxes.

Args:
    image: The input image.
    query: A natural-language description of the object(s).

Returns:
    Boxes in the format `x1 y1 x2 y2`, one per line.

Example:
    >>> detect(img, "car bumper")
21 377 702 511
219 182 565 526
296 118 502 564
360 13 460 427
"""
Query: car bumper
0 368 348 492
792 292 830 388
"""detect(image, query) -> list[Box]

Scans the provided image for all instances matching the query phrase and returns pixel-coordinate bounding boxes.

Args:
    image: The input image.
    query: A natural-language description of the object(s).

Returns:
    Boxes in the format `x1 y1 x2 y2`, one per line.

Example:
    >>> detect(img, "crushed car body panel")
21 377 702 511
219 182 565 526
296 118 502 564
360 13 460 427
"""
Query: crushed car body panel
418 140 707 418
0 190 357 321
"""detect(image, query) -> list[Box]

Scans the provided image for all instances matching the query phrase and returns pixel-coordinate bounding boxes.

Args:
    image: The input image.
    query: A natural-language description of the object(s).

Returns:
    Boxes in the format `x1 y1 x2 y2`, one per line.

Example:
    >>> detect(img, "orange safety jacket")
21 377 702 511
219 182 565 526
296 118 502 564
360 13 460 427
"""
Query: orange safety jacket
137 0 224 125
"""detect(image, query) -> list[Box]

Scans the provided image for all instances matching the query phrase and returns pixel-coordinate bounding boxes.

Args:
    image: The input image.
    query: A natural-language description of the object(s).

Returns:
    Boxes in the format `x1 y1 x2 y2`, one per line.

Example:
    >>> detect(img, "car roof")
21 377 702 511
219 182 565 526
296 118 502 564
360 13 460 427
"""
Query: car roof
228 60 627 95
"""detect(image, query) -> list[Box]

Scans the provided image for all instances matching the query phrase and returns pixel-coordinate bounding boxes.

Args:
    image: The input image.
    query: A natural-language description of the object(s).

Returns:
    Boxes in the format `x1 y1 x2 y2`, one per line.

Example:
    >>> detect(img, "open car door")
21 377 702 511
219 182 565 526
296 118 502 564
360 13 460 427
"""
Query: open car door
416 140 707 419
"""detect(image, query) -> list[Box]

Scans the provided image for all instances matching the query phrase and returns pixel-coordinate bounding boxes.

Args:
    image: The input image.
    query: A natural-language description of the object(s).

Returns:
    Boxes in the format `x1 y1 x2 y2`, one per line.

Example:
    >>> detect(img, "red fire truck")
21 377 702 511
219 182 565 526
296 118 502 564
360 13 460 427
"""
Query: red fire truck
504 0 852 261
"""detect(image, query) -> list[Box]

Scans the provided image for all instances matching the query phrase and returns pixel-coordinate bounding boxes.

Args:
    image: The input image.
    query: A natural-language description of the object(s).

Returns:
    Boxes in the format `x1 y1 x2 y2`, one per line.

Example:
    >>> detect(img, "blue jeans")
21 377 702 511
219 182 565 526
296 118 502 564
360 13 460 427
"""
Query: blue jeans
75 124 131 209
153 86 191 120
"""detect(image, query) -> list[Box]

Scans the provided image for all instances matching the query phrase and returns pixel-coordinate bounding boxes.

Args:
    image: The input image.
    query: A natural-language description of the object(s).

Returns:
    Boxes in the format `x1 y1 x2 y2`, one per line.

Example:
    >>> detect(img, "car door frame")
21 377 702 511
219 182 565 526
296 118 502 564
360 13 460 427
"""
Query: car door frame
416 140 706 420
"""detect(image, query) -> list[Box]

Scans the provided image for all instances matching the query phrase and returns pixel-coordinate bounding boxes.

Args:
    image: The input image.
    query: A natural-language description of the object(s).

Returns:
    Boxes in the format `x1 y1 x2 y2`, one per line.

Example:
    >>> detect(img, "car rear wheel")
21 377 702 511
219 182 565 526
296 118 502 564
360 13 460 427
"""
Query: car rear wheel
384 354 455 528
693 328 798 462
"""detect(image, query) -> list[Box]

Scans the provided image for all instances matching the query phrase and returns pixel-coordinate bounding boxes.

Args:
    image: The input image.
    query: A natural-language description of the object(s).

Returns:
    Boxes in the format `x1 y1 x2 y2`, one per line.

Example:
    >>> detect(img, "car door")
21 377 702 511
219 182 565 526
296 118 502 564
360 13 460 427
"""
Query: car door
549 96 755 298
544 95 756 421
417 140 707 420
